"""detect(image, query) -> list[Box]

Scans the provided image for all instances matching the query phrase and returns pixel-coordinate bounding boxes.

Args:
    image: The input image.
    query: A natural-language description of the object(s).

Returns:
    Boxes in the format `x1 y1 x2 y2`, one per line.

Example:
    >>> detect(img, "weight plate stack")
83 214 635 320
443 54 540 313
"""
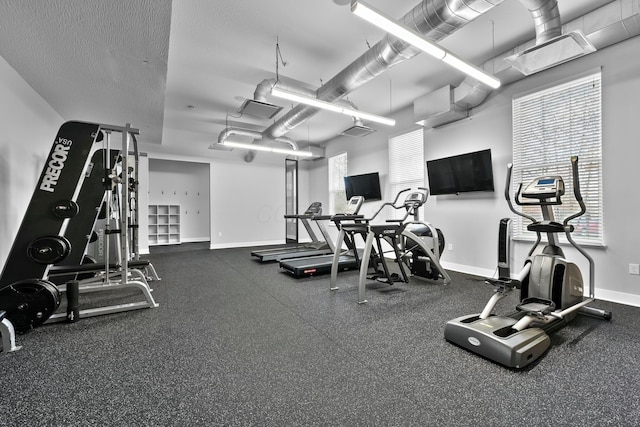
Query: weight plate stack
0 279 61 332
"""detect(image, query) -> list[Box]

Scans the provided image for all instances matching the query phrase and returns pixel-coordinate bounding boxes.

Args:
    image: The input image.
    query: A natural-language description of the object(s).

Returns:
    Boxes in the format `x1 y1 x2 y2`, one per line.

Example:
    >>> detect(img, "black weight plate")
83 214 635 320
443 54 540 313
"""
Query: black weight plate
51 199 79 219
0 279 61 332
27 235 71 265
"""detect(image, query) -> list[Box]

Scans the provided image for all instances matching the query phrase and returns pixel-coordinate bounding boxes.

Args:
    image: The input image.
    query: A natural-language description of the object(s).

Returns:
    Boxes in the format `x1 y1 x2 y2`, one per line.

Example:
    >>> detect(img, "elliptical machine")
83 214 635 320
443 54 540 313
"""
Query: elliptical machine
444 156 611 368
330 188 450 304
398 188 449 282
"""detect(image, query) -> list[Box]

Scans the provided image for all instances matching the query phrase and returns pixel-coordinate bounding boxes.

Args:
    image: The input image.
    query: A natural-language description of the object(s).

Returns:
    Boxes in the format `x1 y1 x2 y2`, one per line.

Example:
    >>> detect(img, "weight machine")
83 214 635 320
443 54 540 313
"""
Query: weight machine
0 121 158 335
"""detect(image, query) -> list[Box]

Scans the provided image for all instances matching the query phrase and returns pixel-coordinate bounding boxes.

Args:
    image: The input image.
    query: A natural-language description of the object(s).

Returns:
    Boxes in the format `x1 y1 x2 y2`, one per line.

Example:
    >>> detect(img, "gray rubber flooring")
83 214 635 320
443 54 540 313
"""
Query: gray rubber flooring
1 244 637 426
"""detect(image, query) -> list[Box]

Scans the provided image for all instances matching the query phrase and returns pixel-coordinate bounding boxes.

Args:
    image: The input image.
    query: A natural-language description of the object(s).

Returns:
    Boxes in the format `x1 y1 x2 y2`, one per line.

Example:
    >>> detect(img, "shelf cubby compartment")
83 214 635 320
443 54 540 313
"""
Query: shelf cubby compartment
148 204 181 246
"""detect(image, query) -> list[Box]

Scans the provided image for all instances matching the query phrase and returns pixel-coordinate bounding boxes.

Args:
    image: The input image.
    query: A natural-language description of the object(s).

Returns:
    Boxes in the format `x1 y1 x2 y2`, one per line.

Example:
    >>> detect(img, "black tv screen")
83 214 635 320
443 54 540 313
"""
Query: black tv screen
426 149 495 195
344 172 382 201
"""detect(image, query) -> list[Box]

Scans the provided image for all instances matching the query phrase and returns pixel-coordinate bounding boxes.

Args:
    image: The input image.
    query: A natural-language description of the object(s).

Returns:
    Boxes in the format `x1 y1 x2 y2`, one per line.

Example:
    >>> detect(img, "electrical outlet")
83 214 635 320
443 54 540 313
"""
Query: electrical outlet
629 263 640 275
218 231 222 237
448 244 453 251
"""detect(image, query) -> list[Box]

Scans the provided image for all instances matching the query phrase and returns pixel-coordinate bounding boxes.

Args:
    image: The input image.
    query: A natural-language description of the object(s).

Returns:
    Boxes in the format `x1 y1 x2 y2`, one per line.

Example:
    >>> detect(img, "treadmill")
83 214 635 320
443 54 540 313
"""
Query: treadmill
279 196 364 277
251 202 335 262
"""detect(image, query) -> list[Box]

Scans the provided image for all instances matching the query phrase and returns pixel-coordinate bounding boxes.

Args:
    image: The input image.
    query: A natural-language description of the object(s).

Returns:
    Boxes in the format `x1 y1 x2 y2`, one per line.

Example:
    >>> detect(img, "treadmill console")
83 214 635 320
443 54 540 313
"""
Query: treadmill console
303 202 323 215
521 176 565 200
345 196 364 214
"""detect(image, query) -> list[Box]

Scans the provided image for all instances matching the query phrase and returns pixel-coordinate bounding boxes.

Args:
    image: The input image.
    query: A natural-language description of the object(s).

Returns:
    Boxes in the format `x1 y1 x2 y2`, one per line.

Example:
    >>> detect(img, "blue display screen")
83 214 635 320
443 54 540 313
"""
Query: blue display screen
538 178 555 185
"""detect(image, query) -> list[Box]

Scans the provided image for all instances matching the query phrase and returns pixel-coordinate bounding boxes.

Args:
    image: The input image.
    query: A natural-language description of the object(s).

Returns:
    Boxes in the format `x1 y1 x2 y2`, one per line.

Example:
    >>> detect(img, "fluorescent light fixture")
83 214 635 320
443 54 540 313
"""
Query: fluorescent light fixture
271 87 396 126
351 1 444 59
351 0 501 89
220 140 314 157
271 87 342 113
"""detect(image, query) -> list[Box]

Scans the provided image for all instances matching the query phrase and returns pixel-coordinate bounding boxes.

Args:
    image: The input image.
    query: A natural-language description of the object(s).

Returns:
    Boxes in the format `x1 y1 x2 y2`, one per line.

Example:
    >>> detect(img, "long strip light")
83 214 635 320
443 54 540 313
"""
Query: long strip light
271 87 396 126
351 0 501 89
220 140 314 157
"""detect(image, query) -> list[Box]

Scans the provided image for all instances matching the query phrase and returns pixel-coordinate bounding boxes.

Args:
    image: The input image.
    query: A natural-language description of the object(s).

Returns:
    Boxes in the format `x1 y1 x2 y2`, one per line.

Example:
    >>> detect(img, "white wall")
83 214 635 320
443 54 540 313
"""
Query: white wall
0 54 63 268
309 36 640 307
209 157 291 249
148 158 210 243
137 146 308 252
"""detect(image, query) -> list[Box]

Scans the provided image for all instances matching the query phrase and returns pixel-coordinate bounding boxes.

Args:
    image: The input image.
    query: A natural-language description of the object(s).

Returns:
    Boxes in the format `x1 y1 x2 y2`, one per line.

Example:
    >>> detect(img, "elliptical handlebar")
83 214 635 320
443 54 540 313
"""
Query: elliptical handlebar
506 157 587 227
391 187 412 206
365 187 411 222
564 156 587 226
505 163 538 224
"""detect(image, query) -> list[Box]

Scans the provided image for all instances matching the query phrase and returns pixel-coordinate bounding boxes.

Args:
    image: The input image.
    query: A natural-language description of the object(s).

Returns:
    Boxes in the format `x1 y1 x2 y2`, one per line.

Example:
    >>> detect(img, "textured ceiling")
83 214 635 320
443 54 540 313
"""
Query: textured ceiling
0 0 171 145
0 0 618 155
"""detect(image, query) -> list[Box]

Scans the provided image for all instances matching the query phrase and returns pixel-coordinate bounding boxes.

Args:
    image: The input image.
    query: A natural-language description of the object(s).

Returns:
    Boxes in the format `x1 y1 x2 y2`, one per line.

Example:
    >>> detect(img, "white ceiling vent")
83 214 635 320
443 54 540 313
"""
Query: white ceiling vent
504 31 596 76
341 124 376 137
237 99 283 119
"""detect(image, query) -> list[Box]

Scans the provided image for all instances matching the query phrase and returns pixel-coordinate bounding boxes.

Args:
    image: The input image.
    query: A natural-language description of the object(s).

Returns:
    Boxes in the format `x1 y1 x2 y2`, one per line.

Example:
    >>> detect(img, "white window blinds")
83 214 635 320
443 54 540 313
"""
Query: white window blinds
512 71 603 245
328 152 348 214
388 128 424 219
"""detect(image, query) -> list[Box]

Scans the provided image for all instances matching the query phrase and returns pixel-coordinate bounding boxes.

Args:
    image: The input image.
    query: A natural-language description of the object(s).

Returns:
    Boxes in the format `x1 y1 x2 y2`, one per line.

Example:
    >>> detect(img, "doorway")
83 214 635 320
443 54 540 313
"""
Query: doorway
285 159 298 243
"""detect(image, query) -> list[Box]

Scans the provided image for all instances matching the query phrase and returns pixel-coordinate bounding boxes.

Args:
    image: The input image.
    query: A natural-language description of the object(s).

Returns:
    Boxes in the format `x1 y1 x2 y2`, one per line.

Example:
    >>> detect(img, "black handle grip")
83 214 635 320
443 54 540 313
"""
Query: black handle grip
571 156 583 202
564 156 587 226
505 163 513 203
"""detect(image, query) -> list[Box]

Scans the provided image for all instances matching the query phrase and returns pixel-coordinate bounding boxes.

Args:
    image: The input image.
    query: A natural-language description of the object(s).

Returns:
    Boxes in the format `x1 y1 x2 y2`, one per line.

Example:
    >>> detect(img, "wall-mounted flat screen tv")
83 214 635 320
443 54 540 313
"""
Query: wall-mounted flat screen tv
344 172 382 201
426 149 495 195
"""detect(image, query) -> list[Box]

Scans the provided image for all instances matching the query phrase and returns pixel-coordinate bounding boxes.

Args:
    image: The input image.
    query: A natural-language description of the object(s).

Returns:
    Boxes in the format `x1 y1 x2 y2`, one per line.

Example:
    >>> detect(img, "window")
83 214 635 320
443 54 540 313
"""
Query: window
512 70 603 245
328 152 348 214
388 128 424 219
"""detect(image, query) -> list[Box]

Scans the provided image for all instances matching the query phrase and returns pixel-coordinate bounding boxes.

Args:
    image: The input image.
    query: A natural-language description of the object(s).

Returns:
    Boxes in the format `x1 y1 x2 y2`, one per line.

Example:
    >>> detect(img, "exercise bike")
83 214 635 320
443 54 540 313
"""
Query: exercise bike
444 156 611 368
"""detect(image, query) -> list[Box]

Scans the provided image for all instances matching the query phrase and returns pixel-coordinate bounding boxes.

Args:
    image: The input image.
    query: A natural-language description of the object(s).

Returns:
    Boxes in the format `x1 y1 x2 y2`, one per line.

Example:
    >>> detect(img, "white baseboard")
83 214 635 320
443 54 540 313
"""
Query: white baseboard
441 261 495 279
209 240 284 250
593 288 640 308
181 237 210 243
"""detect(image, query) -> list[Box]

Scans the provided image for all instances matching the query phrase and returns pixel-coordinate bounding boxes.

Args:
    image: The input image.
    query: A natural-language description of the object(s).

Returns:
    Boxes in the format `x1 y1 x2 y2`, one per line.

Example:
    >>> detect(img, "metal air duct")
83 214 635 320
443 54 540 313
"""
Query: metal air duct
416 0 640 129
242 0 507 161
214 127 298 149
220 78 373 155
212 126 326 160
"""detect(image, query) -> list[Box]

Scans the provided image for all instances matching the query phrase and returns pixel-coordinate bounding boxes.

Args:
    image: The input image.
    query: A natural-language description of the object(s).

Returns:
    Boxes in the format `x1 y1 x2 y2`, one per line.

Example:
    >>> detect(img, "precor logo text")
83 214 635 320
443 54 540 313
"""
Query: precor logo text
39 138 73 193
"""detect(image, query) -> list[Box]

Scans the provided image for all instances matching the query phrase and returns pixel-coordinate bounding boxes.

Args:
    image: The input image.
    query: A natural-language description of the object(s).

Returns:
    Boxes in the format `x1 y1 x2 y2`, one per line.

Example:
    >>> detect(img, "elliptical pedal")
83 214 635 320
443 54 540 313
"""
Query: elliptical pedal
516 297 556 317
